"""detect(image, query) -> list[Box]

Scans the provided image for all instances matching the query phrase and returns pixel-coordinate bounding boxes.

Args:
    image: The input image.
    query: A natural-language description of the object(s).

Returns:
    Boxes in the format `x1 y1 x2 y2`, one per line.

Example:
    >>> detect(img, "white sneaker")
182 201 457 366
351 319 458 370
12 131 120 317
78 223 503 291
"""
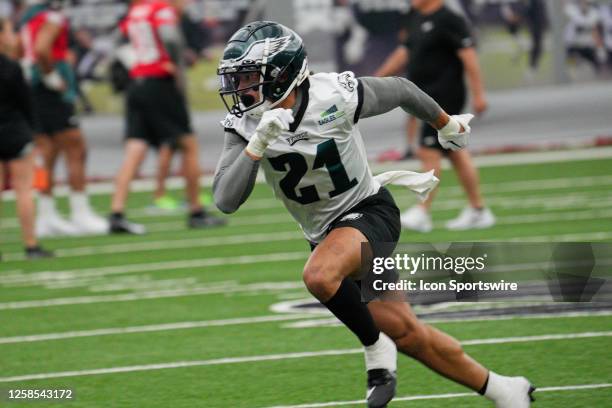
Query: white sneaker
400 206 432 233
446 207 495 231
71 211 109 235
36 214 79 237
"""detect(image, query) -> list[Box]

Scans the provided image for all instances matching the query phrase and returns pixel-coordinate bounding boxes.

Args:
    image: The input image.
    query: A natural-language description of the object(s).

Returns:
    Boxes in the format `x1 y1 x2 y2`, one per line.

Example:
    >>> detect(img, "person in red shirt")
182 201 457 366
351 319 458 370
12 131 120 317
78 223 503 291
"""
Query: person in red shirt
19 0 108 237
109 0 224 234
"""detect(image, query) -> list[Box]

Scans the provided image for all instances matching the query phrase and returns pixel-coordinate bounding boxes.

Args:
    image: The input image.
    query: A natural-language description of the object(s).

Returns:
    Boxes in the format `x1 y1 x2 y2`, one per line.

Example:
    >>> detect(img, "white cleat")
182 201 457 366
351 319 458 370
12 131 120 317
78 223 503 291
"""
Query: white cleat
36 214 79 238
445 207 496 231
494 376 536 408
400 205 432 233
71 212 110 235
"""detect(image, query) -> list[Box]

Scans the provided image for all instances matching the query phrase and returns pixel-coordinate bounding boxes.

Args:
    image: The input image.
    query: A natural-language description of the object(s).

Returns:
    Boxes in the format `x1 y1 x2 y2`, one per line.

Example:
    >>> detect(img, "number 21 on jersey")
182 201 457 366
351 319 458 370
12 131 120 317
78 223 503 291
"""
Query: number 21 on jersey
268 139 358 205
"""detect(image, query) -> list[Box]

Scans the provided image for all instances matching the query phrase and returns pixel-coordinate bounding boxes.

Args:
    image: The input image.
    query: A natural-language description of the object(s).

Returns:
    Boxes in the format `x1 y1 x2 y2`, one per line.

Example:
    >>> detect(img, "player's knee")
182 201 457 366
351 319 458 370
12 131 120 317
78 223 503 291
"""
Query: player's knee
302 265 337 300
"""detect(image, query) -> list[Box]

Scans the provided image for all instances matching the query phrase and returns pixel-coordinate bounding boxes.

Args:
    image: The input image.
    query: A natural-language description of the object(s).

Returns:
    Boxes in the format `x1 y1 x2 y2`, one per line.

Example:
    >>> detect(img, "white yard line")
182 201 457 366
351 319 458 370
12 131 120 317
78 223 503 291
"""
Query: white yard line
1 146 610 202
264 383 612 408
0 280 306 310
2 310 610 345
0 251 309 287
282 310 612 329
0 314 313 345
2 170 612 231
1 231 302 261
4 206 612 260
0 331 610 383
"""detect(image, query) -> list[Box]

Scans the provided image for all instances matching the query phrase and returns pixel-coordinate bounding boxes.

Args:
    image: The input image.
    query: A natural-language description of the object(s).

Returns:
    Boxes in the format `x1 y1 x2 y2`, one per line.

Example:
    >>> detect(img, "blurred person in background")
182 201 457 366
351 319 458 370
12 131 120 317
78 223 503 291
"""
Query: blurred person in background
599 1 612 70
18 0 108 237
564 0 606 74
343 0 410 77
0 16 52 259
375 0 494 233
500 0 547 79
109 0 225 234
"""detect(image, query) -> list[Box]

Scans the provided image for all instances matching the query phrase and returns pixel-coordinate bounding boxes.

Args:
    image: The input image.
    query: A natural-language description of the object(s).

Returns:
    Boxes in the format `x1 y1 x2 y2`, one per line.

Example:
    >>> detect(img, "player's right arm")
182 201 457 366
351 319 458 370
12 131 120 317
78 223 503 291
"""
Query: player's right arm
213 108 294 213
212 131 260 214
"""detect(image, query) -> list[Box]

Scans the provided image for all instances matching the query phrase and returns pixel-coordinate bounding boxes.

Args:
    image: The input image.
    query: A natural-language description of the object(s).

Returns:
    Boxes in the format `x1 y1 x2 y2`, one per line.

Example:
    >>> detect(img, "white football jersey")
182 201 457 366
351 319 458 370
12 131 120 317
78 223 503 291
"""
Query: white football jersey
221 71 381 243
565 3 600 48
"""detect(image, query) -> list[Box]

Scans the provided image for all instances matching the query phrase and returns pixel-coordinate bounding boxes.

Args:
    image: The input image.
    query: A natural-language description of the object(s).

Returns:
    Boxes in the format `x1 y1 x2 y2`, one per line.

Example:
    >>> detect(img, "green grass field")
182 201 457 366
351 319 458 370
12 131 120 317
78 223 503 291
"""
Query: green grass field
1 155 611 407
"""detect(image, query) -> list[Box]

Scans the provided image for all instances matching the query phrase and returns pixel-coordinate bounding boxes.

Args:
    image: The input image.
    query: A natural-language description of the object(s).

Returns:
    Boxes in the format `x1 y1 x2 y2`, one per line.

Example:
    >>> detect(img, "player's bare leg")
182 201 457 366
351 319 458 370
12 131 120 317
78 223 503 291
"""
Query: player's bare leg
418 147 442 210
446 149 495 230
9 152 37 248
8 152 54 258
400 147 441 232
55 129 86 192
109 139 148 234
369 295 487 388
178 135 201 212
369 294 535 407
179 135 225 228
448 149 483 208
153 144 176 203
404 116 419 159
304 227 397 407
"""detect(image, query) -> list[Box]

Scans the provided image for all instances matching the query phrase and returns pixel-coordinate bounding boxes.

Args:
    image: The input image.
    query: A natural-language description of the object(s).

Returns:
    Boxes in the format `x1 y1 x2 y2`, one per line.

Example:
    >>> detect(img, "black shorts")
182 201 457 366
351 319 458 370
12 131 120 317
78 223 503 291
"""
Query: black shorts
309 187 401 291
0 120 34 161
419 94 466 153
31 86 79 135
125 77 192 148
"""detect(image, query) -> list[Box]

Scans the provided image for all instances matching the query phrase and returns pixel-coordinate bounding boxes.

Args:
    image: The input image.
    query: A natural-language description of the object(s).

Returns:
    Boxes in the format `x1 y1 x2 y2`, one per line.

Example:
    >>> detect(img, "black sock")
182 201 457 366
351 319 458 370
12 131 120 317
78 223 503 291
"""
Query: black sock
478 373 490 395
190 209 204 217
111 212 124 219
323 278 380 346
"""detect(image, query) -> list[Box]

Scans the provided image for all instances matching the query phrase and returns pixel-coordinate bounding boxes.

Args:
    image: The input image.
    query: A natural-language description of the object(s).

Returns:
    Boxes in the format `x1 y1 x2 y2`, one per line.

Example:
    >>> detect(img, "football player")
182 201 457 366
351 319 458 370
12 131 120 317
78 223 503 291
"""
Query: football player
109 0 224 233
213 22 535 407
19 0 108 236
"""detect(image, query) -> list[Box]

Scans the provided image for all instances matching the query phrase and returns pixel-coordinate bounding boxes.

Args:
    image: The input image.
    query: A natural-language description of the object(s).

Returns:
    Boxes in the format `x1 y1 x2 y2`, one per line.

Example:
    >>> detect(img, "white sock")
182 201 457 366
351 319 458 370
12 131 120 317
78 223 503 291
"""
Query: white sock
38 195 57 218
364 332 397 372
69 191 91 217
484 371 509 402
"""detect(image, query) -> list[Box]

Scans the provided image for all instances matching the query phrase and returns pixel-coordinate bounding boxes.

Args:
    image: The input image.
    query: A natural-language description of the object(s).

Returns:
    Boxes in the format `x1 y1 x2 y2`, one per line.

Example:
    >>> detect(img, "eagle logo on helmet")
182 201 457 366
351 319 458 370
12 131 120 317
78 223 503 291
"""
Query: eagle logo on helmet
231 35 292 64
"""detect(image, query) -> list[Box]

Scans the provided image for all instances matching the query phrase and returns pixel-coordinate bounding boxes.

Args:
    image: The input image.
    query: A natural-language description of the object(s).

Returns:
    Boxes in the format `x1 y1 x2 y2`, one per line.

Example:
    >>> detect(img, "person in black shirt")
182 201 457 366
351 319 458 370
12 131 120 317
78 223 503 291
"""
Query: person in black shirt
0 17 52 260
376 0 495 233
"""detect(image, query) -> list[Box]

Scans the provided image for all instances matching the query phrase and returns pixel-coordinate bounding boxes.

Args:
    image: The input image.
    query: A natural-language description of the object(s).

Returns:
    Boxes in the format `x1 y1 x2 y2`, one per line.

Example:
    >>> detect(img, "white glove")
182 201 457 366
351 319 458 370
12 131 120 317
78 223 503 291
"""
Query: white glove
42 70 65 92
246 108 294 158
437 113 474 151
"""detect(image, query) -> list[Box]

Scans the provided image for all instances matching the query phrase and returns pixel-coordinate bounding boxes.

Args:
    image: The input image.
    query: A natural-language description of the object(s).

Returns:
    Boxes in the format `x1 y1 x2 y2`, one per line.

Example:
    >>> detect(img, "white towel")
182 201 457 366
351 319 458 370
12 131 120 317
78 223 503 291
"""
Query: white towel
374 170 439 202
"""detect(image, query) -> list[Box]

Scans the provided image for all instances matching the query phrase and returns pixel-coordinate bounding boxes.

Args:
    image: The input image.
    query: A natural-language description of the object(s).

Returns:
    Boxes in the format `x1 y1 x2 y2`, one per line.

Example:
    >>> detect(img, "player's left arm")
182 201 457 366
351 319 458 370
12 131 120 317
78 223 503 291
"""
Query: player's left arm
357 76 472 150
358 76 445 129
